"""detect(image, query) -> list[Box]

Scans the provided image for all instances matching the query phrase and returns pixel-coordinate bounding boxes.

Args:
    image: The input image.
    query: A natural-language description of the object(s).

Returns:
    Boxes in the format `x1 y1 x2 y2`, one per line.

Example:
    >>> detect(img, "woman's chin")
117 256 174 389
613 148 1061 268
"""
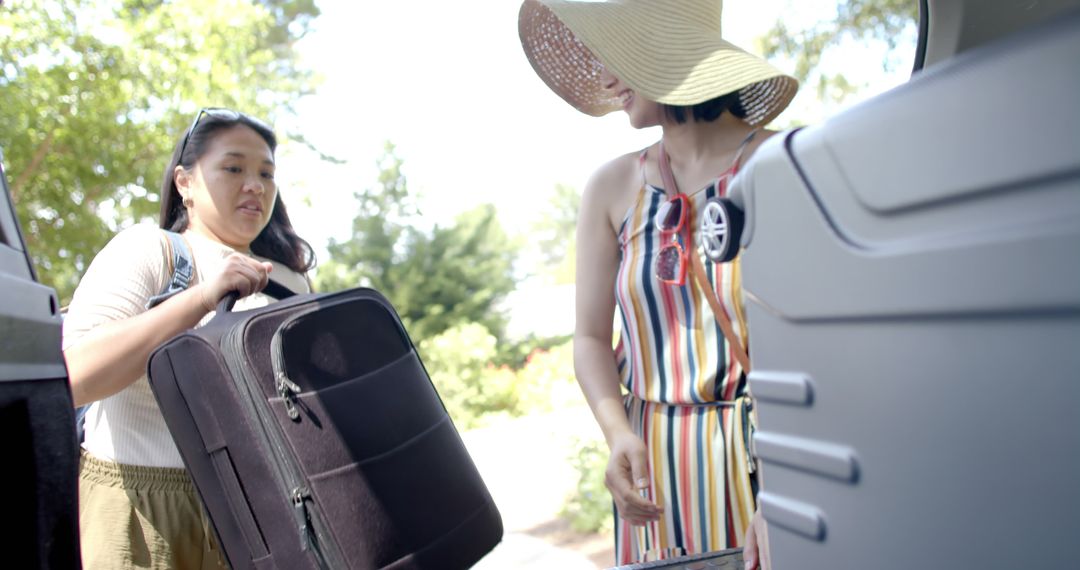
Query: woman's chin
219 227 264 252
626 113 659 130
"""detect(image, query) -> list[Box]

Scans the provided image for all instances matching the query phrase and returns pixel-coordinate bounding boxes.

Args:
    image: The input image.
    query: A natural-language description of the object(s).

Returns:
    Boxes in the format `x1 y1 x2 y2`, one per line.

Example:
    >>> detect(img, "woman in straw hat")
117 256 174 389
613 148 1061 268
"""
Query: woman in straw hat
519 0 797 567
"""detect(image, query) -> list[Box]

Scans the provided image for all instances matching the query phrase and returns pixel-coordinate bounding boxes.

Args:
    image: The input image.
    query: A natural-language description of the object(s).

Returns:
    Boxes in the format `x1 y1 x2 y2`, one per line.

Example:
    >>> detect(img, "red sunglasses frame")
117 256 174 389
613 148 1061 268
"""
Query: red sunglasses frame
655 193 690 285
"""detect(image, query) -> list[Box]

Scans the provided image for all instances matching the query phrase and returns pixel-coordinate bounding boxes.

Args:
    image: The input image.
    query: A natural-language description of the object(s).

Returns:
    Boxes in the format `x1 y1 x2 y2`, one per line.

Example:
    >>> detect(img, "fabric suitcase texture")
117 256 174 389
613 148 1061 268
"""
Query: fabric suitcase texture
147 287 503 569
1 377 82 569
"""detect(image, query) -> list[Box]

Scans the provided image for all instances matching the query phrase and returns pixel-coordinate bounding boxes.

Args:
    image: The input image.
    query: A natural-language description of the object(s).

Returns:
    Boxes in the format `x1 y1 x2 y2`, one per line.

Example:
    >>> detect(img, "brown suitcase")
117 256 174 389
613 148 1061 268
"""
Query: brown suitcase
147 285 503 569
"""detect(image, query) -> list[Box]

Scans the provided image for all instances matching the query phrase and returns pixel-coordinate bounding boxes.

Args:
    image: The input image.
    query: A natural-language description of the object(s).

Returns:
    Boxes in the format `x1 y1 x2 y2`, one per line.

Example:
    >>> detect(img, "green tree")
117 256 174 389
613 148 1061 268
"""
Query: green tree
315 143 519 343
417 323 519 430
419 327 578 429
0 0 319 302
530 183 580 285
758 0 917 104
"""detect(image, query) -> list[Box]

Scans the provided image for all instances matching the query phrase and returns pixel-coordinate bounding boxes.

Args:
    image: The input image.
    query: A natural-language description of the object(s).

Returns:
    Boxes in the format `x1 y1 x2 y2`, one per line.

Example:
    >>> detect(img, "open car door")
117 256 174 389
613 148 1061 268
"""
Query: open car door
0 146 81 567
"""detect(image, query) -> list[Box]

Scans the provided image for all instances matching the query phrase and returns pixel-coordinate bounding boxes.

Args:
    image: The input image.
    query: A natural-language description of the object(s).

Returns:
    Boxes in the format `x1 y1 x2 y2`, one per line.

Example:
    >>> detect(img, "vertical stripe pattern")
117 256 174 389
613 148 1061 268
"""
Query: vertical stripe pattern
612 163 755 564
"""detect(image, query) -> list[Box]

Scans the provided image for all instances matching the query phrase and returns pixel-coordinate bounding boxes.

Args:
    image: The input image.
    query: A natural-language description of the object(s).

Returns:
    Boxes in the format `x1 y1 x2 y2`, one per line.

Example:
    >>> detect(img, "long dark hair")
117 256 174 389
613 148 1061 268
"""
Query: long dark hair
158 110 316 274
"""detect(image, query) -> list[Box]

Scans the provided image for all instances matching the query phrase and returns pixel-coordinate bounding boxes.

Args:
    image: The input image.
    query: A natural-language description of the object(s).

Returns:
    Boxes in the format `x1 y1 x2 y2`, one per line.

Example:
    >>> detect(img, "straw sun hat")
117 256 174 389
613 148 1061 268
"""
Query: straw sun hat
518 0 799 126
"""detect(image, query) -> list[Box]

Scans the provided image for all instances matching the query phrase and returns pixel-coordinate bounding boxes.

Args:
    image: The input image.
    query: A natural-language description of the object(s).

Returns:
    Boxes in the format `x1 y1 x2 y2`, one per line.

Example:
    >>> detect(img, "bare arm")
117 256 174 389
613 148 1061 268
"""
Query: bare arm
573 166 631 445
66 251 272 406
574 157 663 524
68 284 216 406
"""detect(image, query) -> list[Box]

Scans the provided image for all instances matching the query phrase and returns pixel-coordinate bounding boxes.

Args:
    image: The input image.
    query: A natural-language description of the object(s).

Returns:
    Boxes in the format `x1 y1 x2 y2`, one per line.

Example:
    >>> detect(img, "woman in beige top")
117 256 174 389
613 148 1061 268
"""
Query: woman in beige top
63 108 314 569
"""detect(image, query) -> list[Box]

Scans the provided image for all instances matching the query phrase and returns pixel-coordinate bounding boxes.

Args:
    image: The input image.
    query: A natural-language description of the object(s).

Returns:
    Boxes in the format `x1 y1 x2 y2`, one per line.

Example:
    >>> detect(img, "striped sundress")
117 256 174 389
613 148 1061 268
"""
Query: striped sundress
612 148 756 564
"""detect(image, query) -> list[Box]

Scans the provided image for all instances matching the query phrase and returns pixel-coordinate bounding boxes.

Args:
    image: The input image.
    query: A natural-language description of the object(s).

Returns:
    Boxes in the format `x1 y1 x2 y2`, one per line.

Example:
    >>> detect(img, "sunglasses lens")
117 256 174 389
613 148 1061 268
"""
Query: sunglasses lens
656 243 683 283
656 198 683 232
203 108 242 121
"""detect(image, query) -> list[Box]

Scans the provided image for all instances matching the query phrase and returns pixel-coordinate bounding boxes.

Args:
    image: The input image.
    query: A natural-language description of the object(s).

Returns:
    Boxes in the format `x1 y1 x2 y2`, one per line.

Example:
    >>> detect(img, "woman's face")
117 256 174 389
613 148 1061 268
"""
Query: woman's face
599 66 664 129
176 124 277 251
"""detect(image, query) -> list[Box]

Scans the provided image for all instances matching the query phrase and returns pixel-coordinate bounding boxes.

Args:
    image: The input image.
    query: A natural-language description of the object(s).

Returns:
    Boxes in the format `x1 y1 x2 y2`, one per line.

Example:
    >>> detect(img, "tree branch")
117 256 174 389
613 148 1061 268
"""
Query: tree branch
11 129 56 203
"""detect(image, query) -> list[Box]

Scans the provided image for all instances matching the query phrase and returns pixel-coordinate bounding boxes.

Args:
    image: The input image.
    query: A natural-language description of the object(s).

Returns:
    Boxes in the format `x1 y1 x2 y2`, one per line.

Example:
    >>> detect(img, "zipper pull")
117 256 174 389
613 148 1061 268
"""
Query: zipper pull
276 373 302 421
292 486 314 552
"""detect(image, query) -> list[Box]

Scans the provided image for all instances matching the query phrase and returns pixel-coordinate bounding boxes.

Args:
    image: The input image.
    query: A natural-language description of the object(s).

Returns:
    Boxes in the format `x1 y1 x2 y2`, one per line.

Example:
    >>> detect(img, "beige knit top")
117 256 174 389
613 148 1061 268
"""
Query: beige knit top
63 223 310 468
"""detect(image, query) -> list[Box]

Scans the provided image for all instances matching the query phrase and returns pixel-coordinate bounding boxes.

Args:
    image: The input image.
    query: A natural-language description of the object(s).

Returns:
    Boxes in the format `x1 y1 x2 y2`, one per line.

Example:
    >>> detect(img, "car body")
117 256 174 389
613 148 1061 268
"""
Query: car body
0 146 81 567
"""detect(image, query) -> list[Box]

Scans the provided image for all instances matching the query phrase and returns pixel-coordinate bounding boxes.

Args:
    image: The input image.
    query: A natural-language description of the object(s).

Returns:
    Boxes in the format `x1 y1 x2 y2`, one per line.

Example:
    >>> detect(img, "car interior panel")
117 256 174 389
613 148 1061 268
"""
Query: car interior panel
0 147 81 568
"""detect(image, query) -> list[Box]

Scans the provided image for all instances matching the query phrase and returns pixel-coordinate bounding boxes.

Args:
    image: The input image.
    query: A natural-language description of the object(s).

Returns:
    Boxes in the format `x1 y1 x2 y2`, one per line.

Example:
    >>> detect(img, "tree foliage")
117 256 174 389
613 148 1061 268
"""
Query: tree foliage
314 143 519 344
561 435 614 534
530 183 579 285
418 323 519 430
419 325 578 430
0 0 319 302
758 0 917 103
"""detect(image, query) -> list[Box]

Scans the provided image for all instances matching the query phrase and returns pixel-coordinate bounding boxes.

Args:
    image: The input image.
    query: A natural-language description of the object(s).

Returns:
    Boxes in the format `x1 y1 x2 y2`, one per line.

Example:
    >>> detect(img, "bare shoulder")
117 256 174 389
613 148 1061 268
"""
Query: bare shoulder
743 128 784 163
583 149 648 230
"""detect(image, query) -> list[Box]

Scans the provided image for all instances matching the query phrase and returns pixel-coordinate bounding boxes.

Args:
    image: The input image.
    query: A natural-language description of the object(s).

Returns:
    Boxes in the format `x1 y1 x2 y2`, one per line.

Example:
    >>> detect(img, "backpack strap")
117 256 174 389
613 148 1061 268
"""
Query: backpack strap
146 230 195 309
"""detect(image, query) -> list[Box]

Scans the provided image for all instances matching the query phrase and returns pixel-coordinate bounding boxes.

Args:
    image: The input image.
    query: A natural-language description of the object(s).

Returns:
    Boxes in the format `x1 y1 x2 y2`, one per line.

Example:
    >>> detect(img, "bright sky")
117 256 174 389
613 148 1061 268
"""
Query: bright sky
278 0 906 251
275 0 913 335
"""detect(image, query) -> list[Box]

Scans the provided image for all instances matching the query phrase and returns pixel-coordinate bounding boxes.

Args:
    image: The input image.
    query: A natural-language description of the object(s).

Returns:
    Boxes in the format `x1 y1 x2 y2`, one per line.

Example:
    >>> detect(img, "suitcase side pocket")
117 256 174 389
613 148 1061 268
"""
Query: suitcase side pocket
211 448 270 560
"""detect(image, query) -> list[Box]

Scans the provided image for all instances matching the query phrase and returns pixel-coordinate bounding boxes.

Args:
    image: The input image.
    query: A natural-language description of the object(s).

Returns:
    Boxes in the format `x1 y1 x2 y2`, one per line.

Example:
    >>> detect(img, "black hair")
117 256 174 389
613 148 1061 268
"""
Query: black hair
158 111 316 274
662 90 748 124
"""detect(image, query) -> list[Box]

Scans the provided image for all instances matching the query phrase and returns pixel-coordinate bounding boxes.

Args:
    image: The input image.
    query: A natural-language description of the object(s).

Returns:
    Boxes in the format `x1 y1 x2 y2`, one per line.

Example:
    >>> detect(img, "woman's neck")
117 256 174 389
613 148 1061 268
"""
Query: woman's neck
659 112 756 168
184 225 253 254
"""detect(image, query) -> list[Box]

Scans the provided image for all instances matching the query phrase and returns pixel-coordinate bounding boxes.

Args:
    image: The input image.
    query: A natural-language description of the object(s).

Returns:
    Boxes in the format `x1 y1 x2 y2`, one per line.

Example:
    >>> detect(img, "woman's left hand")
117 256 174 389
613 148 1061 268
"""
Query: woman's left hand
743 507 770 570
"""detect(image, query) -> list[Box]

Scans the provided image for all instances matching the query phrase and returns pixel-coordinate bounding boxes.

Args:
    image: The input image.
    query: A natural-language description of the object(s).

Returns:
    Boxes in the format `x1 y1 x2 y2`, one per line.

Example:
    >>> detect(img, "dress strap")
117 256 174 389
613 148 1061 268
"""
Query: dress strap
616 148 658 239
638 147 650 189
713 128 762 196
731 128 761 172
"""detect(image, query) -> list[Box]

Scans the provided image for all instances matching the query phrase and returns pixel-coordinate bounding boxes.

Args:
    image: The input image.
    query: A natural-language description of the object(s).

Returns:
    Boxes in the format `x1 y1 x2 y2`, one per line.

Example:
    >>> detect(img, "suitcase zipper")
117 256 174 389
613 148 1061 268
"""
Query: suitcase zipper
276 372 302 421
292 486 316 552
221 323 344 570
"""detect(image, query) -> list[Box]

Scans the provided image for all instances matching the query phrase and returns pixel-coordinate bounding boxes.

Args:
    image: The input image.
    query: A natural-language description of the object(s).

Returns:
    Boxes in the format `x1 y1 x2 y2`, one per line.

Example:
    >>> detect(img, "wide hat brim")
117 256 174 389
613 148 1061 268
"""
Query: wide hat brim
518 0 799 126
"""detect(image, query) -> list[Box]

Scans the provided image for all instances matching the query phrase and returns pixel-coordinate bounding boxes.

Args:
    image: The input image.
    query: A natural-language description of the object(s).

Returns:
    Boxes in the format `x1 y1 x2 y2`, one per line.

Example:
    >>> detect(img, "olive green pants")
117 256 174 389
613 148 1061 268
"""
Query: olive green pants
79 452 227 570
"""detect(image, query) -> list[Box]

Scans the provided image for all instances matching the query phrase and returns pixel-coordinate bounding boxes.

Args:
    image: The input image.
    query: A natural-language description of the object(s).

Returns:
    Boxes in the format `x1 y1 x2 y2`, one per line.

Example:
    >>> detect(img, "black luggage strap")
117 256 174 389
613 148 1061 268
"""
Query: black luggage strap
216 279 298 314
262 280 297 301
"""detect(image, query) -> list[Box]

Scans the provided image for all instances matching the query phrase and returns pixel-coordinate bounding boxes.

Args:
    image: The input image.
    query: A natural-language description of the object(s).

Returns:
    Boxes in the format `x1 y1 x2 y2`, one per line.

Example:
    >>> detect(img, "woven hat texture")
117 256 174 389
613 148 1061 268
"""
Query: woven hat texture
519 0 798 126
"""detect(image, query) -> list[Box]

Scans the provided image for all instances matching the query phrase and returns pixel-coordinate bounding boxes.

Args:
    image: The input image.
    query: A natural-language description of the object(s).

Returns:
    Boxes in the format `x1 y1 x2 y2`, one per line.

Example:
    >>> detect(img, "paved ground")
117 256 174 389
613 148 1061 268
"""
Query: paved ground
460 408 615 570
471 533 602 570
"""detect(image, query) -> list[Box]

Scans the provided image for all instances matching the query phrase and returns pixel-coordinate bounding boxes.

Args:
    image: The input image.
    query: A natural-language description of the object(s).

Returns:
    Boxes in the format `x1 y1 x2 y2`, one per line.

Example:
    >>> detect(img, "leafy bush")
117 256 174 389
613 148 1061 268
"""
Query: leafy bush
492 332 572 369
561 436 614 534
418 324 578 429
418 323 515 429
509 339 581 416
421 324 609 533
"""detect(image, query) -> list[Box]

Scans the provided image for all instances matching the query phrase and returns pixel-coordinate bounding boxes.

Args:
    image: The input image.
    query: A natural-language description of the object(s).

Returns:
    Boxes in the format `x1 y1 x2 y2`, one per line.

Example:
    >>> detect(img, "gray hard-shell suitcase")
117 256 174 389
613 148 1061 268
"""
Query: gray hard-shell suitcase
724 8 1080 570
146 285 503 569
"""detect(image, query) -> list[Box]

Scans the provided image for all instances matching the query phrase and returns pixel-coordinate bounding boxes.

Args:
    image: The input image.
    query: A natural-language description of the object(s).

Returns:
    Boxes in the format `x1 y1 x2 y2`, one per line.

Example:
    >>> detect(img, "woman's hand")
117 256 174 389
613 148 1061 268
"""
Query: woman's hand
198 253 273 311
743 507 770 570
66 254 273 406
605 431 664 525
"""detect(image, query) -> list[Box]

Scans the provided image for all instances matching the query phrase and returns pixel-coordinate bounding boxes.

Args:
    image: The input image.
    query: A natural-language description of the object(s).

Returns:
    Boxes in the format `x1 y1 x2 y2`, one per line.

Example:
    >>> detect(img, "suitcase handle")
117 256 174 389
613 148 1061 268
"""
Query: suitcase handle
216 280 298 314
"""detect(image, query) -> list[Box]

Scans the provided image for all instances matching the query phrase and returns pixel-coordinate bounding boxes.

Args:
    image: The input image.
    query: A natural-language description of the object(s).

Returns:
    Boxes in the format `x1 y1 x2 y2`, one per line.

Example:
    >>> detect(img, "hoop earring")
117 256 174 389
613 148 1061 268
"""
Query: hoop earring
182 197 193 208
